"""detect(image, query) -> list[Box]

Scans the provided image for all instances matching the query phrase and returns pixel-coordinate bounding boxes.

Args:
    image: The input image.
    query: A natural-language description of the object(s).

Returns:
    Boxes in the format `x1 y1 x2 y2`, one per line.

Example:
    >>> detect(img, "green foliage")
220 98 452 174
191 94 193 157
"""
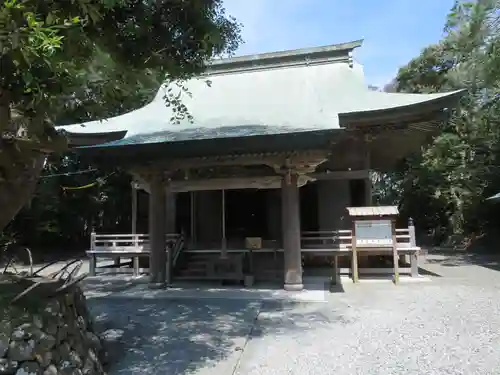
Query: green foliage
2 154 129 251
1 0 241 130
382 0 500 242
0 0 241 233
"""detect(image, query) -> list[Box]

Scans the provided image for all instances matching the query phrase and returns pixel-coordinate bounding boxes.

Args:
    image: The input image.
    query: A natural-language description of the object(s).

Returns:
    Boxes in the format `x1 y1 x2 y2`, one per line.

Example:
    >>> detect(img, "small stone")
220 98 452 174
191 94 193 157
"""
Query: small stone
85 350 97 365
42 365 58 375
58 304 66 317
81 356 94 375
75 318 85 333
0 333 10 357
64 295 74 308
0 358 18 374
84 333 101 352
34 351 52 368
17 313 32 326
67 352 82 369
8 339 36 362
34 333 56 352
56 326 68 346
101 329 124 343
98 350 109 366
14 361 40 375
11 324 36 341
67 336 84 359
43 301 60 317
0 320 13 337
31 316 43 331
58 359 83 375
60 369 81 375
44 322 58 338
53 343 71 364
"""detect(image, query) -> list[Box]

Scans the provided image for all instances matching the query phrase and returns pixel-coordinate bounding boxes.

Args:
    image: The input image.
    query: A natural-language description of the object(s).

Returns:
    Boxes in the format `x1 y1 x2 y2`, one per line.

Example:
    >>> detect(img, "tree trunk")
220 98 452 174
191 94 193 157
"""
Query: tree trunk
0 88 46 233
0 154 45 233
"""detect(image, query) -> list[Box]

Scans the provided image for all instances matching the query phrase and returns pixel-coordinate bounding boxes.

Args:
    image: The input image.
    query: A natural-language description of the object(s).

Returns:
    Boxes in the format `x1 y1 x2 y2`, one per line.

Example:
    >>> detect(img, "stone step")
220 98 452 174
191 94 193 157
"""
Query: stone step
177 269 208 277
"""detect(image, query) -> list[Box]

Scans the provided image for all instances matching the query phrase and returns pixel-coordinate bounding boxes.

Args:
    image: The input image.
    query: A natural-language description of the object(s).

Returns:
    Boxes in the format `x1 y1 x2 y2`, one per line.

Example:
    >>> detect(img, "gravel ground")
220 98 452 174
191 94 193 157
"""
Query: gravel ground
21 254 500 374
234 254 500 375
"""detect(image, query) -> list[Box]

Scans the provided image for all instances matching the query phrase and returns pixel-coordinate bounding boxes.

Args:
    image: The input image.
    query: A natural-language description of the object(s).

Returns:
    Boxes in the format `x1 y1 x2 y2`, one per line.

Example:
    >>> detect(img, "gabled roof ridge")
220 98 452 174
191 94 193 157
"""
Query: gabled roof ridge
206 39 363 75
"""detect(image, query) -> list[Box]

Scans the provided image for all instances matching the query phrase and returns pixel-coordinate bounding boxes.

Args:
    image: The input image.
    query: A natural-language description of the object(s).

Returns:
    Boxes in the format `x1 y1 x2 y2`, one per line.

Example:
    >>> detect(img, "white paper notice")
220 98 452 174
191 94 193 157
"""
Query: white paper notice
355 220 393 247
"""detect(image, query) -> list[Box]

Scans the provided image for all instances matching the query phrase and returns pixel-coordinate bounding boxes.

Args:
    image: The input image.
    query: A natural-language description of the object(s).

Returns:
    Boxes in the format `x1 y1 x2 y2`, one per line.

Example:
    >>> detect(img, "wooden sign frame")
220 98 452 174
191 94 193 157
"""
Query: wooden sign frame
347 206 400 284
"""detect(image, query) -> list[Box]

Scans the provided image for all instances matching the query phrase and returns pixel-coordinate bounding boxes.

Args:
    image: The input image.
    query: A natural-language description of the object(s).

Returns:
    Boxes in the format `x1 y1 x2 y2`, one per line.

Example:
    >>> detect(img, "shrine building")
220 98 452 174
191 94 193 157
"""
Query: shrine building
58 40 463 290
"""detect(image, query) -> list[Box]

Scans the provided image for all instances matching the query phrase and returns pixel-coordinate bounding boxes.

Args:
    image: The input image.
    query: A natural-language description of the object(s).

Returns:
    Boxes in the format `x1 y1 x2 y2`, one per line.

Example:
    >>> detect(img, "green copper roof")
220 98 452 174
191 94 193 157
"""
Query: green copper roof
57 39 464 151
78 125 324 148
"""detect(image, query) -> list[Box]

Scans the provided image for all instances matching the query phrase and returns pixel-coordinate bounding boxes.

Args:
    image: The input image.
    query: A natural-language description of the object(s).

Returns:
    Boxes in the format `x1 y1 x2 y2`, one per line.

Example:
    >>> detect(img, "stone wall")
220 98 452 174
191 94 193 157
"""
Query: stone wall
0 278 106 375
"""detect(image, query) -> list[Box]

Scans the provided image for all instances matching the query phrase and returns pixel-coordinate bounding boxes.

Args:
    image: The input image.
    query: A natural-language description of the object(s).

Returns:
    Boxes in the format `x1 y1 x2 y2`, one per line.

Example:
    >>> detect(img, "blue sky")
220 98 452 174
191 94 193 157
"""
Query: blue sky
224 0 456 87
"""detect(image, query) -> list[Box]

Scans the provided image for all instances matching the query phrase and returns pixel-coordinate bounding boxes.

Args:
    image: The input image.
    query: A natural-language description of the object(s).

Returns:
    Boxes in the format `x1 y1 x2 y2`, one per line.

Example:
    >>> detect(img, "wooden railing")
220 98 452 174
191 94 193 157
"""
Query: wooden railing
86 219 420 280
300 220 420 281
87 233 182 276
90 233 180 252
300 220 418 251
171 235 185 267
300 230 352 251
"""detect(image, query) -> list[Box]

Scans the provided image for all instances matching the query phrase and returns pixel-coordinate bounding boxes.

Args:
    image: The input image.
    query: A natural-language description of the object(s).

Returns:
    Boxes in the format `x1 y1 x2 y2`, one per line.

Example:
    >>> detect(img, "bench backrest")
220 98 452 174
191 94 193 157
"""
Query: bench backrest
90 233 180 253
300 226 417 250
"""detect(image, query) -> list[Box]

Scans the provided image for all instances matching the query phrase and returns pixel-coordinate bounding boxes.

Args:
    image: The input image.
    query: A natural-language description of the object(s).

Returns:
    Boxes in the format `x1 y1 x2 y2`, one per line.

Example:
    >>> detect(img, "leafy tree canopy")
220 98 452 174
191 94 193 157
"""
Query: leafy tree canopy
378 0 500 243
0 0 241 233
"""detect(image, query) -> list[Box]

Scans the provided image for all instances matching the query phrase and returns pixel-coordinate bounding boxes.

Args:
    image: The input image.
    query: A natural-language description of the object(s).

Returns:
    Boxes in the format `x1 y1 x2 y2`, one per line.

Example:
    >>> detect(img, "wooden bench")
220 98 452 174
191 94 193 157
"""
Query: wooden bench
301 225 421 283
87 233 181 276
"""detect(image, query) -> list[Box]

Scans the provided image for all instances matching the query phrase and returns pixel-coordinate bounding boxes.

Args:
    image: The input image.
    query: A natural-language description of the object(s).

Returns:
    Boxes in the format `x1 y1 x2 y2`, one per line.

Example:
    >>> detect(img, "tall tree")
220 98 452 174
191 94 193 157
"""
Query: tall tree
389 0 500 241
0 0 241 233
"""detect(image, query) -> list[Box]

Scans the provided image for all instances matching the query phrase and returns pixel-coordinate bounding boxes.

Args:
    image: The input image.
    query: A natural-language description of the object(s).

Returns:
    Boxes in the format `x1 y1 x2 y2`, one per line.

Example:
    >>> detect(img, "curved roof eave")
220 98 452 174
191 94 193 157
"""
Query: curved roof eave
339 89 466 125
62 130 128 146
55 40 466 147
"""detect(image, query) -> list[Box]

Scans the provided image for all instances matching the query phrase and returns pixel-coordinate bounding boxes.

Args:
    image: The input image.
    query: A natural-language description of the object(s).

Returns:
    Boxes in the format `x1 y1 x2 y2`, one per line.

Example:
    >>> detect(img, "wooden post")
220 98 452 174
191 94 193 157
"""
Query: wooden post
364 136 372 206
365 176 372 206
221 189 227 257
165 179 173 285
409 217 419 277
408 217 417 246
133 234 140 277
190 191 196 249
282 172 303 291
392 218 399 284
113 239 120 267
332 254 340 285
89 231 96 276
131 182 139 276
165 190 176 234
149 173 167 286
131 182 138 235
351 222 359 283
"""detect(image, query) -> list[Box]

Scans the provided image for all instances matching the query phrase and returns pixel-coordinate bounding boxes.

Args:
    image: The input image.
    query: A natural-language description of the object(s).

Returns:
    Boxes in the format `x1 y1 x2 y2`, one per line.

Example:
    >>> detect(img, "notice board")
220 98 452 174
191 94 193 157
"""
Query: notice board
354 219 393 247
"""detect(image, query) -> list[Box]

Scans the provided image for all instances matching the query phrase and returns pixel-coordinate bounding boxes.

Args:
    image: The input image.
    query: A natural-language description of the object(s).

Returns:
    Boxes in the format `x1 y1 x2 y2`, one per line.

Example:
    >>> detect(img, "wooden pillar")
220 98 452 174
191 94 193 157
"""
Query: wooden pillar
281 172 303 291
365 176 372 206
392 218 400 284
89 231 96 276
221 189 227 257
165 190 176 234
131 182 138 234
363 135 372 206
165 182 174 284
149 173 167 285
190 191 196 248
351 223 359 283
131 182 139 276
409 217 419 277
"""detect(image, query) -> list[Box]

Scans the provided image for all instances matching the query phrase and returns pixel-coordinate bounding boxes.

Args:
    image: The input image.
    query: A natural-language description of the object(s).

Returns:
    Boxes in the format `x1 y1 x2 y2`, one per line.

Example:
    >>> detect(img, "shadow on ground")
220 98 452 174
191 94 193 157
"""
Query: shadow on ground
81 275 341 297
417 267 443 277
425 250 500 272
83 278 343 375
